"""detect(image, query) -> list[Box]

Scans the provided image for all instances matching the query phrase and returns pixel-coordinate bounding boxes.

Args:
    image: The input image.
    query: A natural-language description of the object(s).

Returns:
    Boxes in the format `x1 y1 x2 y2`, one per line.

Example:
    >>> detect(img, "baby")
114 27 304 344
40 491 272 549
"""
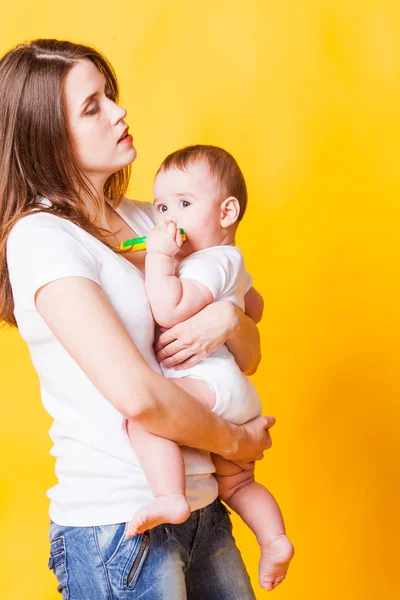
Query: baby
126 145 294 591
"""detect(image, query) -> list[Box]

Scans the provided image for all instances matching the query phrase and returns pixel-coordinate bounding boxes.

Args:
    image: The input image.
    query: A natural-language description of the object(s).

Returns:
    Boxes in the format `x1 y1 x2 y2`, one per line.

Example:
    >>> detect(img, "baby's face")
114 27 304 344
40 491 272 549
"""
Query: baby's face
153 161 225 257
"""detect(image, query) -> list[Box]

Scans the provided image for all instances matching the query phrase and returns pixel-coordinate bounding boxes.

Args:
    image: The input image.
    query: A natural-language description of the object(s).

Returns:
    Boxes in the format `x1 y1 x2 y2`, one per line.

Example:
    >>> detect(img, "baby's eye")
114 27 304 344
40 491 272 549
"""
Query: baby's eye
180 200 191 208
158 205 168 213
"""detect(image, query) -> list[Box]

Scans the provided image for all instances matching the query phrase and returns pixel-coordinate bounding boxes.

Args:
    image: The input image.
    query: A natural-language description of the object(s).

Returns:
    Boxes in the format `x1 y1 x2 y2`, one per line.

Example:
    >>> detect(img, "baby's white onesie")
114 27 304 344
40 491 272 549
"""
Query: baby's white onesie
161 245 262 425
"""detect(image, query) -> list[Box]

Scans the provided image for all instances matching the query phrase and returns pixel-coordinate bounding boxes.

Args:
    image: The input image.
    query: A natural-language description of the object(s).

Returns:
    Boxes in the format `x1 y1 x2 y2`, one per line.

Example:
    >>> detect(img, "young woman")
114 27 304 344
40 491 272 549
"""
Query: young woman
0 39 274 599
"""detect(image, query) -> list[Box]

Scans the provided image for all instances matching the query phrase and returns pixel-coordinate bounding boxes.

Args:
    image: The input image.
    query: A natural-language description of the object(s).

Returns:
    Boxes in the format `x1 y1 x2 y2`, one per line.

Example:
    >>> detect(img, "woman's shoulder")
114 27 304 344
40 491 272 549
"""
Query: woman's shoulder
8 211 75 245
6 211 94 273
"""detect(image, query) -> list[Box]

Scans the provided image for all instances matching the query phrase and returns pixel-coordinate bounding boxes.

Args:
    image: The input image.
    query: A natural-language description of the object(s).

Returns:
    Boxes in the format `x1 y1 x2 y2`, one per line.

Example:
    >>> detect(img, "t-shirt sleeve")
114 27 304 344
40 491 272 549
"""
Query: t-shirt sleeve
7 214 101 308
176 248 244 301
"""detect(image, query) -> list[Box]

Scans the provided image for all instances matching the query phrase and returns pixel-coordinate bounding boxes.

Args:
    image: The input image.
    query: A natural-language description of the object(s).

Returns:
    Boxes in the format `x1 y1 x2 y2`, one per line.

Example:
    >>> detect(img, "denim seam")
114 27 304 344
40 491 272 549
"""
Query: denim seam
185 509 203 572
93 526 114 600
63 535 71 600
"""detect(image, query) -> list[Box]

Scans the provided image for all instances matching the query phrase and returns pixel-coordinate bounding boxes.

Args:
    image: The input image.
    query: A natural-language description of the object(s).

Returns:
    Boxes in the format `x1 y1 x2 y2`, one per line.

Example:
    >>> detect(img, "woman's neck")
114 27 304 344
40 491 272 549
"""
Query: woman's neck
84 174 115 230
98 200 116 230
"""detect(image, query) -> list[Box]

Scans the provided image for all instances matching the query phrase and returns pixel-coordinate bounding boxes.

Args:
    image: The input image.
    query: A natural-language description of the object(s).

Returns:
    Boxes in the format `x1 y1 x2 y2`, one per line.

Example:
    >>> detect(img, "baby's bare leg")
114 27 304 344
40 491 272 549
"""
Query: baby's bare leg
126 421 191 537
159 377 294 589
126 378 214 537
212 454 294 592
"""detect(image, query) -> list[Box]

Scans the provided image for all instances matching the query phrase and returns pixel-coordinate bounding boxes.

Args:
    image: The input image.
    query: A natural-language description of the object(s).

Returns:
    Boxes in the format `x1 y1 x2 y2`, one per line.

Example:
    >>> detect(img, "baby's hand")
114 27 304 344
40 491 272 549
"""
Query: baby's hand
146 219 183 257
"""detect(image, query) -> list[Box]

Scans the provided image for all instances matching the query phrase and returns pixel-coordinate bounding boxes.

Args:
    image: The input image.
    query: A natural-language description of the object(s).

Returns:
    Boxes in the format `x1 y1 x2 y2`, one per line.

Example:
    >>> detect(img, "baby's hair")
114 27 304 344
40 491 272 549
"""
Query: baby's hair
156 145 248 222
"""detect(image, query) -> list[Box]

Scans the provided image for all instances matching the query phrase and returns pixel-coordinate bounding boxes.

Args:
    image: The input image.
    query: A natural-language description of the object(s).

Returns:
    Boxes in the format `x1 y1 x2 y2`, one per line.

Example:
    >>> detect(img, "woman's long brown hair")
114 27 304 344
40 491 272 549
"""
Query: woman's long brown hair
0 39 131 327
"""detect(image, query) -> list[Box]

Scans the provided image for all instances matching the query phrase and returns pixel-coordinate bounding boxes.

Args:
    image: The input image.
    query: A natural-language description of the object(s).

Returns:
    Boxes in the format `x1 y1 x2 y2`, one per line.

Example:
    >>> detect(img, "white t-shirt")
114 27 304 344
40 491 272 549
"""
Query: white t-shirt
6 198 218 526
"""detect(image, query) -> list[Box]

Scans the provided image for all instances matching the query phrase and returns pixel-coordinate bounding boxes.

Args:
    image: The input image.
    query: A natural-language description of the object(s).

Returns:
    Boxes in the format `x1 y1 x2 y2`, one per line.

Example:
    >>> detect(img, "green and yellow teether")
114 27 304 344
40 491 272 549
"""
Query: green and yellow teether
118 228 186 252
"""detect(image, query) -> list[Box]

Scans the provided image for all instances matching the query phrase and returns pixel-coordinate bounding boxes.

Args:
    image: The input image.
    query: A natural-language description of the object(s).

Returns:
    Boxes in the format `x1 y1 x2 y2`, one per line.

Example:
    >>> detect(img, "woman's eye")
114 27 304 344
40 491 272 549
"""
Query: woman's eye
180 200 191 208
158 205 168 213
86 104 99 116
106 92 114 100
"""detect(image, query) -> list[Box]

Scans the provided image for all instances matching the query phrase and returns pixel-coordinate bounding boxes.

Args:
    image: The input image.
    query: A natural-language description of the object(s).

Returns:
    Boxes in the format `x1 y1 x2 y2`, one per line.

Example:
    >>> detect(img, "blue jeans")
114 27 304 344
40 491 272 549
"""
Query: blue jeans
48 498 256 599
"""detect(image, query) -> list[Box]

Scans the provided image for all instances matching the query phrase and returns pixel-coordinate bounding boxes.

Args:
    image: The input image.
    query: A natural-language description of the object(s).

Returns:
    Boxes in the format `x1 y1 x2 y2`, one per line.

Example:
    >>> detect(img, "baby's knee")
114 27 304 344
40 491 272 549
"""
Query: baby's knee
215 468 255 502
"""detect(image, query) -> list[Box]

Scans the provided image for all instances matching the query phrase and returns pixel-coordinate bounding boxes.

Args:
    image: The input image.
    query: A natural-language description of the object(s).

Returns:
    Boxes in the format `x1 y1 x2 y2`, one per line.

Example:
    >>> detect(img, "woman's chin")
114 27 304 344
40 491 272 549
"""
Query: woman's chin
126 146 137 164
118 145 137 168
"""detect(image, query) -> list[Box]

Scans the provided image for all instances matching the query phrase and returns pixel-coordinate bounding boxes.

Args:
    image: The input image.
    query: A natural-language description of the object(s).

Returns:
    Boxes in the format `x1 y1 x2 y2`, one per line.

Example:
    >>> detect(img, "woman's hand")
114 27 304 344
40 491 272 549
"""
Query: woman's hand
226 415 276 469
155 299 261 374
155 300 239 370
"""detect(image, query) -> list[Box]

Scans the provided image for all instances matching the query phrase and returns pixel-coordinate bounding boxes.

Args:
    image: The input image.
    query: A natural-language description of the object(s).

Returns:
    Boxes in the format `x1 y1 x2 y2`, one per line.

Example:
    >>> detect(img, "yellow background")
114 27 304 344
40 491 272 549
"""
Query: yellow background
1 1 399 598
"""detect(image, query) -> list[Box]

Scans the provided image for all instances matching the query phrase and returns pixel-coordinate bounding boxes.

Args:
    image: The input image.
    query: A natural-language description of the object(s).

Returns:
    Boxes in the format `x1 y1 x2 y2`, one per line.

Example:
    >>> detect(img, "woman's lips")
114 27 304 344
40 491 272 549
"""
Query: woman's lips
118 134 133 144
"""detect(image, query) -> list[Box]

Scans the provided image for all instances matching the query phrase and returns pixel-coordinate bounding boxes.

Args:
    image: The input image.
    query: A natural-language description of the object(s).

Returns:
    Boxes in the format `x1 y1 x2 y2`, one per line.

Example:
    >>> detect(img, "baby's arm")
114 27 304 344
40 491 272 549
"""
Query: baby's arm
244 286 264 324
145 220 214 328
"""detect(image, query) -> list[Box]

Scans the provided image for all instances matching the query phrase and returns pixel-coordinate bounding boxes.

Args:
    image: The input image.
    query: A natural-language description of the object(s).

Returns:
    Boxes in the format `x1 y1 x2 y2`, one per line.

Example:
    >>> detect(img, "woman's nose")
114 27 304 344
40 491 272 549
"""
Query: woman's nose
112 103 127 125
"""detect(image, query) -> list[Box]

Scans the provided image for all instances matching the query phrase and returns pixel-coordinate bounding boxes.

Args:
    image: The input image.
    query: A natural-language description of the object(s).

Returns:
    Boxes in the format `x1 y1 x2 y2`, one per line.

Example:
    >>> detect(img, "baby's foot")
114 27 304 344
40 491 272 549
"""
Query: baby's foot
126 494 191 538
259 534 294 591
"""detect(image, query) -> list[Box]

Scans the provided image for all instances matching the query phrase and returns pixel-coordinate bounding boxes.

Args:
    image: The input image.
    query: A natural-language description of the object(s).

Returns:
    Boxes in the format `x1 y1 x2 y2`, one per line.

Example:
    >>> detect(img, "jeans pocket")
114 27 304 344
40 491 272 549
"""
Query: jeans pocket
123 531 151 590
95 524 152 592
48 535 69 599
95 522 127 566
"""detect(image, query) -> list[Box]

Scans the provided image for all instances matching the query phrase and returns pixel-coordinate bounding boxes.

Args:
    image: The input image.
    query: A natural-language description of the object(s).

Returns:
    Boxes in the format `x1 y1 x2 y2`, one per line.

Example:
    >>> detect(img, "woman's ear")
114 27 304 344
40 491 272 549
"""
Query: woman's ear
220 196 240 228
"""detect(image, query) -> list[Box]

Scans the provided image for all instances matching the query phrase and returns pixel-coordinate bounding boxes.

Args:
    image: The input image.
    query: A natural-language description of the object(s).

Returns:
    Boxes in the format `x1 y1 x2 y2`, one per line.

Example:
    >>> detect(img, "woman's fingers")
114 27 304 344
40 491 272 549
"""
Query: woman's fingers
231 415 276 463
263 415 276 430
264 428 272 450
154 328 178 353
232 460 256 471
255 416 275 451
155 339 181 361
161 348 196 369
155 330 205 367
262 417 274 451
171 353 205 370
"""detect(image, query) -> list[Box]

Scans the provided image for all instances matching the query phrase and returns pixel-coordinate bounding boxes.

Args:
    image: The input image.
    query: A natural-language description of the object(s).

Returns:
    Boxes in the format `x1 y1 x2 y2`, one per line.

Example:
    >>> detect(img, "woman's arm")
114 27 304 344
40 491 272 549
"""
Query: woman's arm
226 303 262 375
35 277 273 463
244 286 264 324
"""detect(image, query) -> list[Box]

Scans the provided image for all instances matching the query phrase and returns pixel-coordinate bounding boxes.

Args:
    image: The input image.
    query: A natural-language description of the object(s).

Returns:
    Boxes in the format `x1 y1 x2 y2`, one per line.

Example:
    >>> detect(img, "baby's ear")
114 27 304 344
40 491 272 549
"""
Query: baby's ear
220 196 240 228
